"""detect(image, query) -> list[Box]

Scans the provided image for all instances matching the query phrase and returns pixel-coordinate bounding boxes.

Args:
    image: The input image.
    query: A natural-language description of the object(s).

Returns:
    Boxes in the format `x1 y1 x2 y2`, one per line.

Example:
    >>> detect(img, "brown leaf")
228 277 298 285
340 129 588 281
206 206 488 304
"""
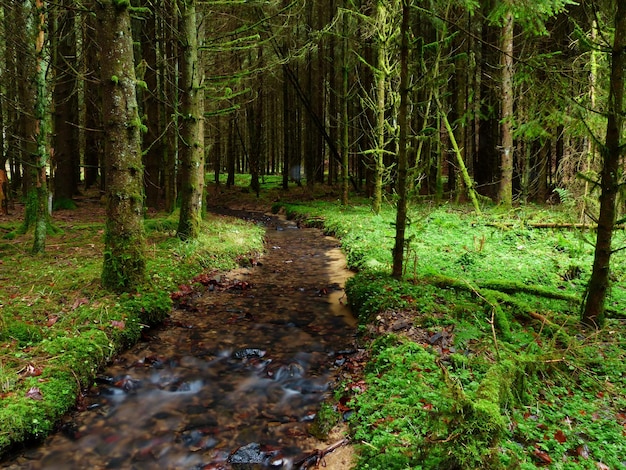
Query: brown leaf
554 429 567 443
72 297 89 310
533 448 552 465
575 444 589 459
46 316 59 327
25 387 43 400
111 320 125 330
595 463 610 470
24 364 42 377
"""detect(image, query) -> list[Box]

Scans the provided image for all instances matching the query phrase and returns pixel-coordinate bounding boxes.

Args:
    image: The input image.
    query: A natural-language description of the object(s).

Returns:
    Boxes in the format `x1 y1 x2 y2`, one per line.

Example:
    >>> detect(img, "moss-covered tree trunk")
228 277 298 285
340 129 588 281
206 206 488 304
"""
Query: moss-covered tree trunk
497 8 514 208
372 14 386 216
582 2 626 327
31 0 50 255
391 0 409 279
341 4 350 206
96 0 146 292
177 0 205 240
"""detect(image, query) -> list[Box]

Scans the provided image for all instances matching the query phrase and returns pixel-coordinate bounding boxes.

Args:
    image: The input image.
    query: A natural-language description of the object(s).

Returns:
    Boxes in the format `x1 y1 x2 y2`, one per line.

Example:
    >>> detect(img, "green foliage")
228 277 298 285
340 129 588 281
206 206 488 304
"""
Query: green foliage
119 289 172 326
0 321 43 347
110 75 119 84
309 402 340 439
288 199 626 469
52 197 77 211
112 0 131 10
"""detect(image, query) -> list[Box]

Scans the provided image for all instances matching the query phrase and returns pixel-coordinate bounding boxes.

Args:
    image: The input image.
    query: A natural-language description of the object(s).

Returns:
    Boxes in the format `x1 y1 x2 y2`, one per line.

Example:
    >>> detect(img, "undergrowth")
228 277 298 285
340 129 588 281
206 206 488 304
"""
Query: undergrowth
282 200 626 469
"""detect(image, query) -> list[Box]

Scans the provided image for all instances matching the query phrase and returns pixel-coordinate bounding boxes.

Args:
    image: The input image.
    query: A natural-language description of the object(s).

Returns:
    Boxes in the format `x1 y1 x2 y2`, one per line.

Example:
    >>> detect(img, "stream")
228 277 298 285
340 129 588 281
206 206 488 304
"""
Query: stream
4 210 356 469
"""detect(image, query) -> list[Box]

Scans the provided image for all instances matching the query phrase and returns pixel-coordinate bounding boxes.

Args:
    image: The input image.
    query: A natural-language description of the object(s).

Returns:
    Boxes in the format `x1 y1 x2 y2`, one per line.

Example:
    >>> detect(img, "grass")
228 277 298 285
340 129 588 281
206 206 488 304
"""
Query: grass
279 199 626 469
0 203 264 457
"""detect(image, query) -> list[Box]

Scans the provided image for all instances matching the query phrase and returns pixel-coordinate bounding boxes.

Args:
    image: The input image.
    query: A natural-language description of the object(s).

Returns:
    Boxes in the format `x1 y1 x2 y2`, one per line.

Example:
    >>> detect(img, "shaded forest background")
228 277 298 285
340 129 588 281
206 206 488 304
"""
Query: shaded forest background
0 0 624 319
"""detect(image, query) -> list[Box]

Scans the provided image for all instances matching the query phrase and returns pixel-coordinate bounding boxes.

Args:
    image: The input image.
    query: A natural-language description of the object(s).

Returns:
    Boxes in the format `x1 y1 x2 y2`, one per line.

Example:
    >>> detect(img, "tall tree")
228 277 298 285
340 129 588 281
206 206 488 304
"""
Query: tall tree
96 0 146 291
497 6 514 207
30 0 50 254
391 0 410 278
582 1 626 327
177 0 205 240
52 0 79 206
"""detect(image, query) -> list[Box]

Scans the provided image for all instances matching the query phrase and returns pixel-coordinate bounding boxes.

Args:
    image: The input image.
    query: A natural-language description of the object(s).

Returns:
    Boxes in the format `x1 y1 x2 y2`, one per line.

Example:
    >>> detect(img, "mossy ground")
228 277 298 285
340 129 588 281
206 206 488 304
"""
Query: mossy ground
279 198 626 469
0 193 264 457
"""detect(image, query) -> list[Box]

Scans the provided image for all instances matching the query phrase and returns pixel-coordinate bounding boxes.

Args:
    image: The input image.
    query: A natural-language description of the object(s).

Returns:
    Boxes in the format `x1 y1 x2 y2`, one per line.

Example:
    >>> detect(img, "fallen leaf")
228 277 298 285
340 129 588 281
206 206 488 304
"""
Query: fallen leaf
595 463 610 470
24 364 42 377
111 320 125 330
533 448 552 465
575 444 589 459
71 297 89 310
25 387 43 400
554 429 567 443
46 316 59 327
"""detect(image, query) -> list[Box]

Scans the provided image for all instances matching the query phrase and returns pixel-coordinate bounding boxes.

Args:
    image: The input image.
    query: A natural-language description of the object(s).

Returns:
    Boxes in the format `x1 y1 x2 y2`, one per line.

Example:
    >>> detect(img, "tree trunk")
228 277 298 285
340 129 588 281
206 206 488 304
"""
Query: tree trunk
392 0 410 279
84 10 102 190
341 4 350 205
96 0 146 292
582 1 626 327
140 4 162 209
53 0 79 204
177 0 205 240
162 0 178 213
498 9 514 207
32 0 50 254
16 1 38 226
372 1 387 215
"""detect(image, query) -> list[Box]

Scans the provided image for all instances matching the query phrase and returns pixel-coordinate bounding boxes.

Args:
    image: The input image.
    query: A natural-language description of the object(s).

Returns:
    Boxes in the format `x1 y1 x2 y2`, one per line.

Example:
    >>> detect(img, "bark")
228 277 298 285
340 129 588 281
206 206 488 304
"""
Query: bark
177 0 205 240
32 0 49 254
84 11 103 190
96 0 146 292
140 5 161 209
391 0 410 279
162 0 178 212
341 4 350 205
498 9 514 207
438 96 481 214
582 1 626 327
372 1 387 215
53 0 79 203
282 64 290 190
16 1 37 221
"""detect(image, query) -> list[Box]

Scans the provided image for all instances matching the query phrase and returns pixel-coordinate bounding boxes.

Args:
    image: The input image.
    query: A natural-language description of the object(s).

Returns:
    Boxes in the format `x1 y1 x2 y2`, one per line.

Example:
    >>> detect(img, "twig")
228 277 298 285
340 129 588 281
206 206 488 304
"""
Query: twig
294 437 351 469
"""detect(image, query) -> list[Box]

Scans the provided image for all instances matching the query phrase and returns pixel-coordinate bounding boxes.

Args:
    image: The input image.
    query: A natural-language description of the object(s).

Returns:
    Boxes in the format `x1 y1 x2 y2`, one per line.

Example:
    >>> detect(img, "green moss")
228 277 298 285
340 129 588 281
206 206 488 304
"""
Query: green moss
309 402 340 439
112 0 130 10
0 321 43 346
53 197 77 211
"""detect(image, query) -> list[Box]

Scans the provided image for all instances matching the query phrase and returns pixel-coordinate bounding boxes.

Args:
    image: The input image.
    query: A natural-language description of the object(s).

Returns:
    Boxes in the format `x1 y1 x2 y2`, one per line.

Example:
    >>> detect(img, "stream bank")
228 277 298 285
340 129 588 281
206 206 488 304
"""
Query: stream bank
3 210 357 469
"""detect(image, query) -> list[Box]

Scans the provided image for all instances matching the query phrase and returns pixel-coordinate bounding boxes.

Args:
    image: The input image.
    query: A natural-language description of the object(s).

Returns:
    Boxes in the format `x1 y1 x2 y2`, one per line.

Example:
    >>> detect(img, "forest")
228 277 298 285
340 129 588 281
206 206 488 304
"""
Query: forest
1 0 626 468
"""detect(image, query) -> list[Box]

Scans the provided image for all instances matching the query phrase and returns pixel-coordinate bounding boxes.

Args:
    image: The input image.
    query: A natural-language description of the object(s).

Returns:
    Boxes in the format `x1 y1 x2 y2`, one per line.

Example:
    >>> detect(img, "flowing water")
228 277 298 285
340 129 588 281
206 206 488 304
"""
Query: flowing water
4 211 356 469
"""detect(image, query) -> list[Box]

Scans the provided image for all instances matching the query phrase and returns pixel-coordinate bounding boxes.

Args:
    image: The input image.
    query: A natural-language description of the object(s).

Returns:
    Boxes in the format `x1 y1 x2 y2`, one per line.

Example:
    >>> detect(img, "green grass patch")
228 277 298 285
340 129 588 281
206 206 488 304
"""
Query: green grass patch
285 199 626 469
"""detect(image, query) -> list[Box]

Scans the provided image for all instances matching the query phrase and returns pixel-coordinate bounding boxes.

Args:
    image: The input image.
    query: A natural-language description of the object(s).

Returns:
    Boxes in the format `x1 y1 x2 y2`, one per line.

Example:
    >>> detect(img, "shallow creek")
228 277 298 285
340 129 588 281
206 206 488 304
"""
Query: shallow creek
4 211 356 469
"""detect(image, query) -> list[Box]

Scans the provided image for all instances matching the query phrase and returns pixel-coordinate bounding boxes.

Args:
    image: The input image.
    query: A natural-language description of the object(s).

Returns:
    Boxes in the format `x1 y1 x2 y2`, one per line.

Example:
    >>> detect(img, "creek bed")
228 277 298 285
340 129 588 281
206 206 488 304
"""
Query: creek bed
4 211 356 469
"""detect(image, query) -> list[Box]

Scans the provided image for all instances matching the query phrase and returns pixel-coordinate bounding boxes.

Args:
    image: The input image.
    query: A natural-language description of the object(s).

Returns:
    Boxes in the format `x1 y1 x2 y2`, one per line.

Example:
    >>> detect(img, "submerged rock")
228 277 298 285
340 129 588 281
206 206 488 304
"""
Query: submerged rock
228 442 287 469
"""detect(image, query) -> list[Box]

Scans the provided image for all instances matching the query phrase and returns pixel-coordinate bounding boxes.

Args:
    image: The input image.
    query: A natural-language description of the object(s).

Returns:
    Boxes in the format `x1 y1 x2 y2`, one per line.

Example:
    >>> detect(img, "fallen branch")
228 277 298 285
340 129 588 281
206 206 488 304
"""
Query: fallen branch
294 438 351 469
487 222 625 229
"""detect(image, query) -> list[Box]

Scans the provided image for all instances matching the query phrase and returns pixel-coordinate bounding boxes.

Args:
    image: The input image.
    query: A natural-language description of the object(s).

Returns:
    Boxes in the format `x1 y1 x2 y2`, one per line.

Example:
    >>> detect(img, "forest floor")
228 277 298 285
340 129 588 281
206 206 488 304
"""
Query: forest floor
2 179 626 469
